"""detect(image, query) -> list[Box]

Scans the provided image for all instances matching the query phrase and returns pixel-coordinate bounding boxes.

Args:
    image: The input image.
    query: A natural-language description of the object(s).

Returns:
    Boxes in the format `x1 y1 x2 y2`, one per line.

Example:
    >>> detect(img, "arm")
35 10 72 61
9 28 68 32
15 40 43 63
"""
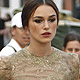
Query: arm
0 58 12 80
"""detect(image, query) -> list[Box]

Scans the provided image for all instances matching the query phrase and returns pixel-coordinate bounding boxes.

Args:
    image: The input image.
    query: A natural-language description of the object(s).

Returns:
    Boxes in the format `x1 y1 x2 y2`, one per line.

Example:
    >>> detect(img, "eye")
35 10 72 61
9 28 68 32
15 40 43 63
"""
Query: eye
75 49 80 52
20 27 25 31
68 48 73 52
33 19 43 23
49 18 56 22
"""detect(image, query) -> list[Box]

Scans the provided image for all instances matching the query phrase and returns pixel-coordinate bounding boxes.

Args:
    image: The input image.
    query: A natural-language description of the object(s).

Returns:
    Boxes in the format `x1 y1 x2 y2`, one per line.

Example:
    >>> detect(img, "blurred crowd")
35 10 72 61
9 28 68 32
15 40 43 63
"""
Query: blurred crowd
0 11 11 51
0 9 21 51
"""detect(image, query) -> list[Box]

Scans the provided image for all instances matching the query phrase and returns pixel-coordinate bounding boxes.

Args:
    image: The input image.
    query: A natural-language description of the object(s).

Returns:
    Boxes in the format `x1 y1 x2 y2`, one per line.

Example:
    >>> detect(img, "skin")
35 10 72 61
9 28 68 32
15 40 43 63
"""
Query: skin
27 5 57 56
63 40 80 58
11 27 30 48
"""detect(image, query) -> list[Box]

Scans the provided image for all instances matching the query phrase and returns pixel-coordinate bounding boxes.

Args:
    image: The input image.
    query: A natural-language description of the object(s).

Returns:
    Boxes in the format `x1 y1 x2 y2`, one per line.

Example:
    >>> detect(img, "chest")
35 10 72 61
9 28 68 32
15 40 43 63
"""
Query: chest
11 55 73 80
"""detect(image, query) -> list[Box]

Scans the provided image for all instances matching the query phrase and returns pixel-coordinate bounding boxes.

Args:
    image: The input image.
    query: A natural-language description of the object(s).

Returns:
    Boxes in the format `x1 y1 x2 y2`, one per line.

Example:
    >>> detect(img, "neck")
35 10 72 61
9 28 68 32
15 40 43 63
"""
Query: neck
27 41 52 56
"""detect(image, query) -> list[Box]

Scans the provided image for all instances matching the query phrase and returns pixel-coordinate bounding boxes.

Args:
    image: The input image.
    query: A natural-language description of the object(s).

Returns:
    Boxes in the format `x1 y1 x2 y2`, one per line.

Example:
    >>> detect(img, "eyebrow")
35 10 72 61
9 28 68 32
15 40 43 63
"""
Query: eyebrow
33 14 56 19
49 15 56 18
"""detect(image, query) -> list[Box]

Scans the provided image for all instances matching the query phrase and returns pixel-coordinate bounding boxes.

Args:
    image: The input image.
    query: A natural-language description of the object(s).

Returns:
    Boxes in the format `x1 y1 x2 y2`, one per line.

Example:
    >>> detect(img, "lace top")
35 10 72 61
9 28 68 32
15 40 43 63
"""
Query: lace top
0 47 79 80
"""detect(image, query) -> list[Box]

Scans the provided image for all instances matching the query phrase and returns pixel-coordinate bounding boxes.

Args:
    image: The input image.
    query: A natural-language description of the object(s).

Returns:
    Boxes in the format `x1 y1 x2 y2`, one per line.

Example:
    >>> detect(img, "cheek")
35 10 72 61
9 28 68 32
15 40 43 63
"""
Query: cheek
65 49 69 52
77 52 80 58
29 23 40 34
54 25 57 30
63 47 69 52
52 21 57 29
29 26 35 34
52 24 57 32
16 31 23 37
29 22 35 32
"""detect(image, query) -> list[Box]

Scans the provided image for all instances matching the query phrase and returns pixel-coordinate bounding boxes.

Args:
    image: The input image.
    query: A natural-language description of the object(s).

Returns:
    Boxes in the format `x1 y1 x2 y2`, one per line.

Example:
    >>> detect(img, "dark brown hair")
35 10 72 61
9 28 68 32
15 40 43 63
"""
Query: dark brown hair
63 33 80 48
22 0 59 28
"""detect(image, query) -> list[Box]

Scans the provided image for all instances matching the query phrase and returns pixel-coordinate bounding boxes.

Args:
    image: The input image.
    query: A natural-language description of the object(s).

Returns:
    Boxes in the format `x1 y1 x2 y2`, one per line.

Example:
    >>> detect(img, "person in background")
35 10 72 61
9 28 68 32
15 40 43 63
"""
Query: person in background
63 33 80 58
0 10 5 50
4 13 12 46
0 0 79 80
62 32 80 80
13 9 22 15
5 13 11 22
0 12 30 56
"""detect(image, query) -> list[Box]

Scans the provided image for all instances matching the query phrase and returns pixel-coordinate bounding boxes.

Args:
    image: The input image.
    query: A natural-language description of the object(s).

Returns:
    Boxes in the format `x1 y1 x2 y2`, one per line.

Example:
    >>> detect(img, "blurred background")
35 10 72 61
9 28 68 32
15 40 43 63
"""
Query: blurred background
0 0 80 50
0 0 78 18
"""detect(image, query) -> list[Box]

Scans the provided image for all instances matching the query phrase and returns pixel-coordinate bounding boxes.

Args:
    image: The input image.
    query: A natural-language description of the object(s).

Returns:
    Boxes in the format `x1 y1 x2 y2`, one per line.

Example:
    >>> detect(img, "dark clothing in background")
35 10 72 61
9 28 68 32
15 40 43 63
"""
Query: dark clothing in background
76 6 80 19
0 18 5 51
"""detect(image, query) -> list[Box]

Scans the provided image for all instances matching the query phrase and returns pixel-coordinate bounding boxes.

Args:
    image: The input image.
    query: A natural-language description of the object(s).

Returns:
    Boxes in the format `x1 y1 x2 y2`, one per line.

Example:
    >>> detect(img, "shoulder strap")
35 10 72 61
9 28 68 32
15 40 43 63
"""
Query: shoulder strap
8 45 17 52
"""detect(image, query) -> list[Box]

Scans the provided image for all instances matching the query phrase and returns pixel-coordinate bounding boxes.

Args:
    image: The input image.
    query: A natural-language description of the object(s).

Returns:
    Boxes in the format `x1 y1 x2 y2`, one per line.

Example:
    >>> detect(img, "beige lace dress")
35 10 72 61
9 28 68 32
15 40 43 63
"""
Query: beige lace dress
0 47 79 80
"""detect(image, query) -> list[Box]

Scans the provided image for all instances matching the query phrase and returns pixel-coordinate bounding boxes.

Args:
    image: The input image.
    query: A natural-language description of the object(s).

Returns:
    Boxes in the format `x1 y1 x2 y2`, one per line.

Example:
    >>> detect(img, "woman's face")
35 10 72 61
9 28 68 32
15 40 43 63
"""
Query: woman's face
29 5 57 43
63 40 80 58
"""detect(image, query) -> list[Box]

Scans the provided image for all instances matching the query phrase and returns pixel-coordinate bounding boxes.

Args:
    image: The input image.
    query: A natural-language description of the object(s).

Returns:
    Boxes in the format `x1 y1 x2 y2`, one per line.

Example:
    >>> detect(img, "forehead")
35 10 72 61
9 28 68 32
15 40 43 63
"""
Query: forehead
67 41 80 48
33 5 56 17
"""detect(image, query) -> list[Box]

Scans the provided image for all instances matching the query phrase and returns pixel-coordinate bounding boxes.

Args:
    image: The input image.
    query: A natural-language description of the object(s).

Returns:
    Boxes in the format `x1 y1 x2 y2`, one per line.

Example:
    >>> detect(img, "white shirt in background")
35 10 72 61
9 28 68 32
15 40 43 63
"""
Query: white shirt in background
0 38 22 57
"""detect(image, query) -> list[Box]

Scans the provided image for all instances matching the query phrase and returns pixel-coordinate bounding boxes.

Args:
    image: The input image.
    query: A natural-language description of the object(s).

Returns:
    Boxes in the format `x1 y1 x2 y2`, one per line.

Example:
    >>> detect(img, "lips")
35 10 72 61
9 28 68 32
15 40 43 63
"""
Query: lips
41 32 51 37
23 37 30 41
42 32 51 35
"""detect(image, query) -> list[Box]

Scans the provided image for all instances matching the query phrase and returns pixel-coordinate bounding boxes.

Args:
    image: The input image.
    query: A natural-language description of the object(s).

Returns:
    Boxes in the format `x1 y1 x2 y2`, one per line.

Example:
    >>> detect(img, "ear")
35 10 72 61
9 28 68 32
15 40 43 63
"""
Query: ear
62 47 65 51
11 27 16 36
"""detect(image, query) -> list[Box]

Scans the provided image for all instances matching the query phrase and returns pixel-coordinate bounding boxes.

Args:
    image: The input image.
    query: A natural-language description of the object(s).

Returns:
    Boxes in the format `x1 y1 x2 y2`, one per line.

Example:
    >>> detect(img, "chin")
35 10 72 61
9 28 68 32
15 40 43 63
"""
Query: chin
41 40 51 44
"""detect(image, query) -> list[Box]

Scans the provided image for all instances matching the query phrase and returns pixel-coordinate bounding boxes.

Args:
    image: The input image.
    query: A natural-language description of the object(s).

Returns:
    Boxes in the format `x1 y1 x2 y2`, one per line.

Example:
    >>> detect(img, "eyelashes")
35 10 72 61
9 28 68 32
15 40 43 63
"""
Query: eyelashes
48 18 56 22
33 18 56 23
68 48 80 52
33 20 42 23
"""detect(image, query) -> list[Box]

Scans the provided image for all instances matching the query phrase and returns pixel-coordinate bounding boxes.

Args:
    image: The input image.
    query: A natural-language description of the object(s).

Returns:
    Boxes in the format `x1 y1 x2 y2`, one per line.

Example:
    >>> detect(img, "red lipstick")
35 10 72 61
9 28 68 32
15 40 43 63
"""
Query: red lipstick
41 32 51 37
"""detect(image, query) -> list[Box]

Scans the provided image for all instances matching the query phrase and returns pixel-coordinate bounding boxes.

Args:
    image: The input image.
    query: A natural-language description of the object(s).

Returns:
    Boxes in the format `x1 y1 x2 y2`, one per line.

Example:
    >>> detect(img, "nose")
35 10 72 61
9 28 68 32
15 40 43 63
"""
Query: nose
72 49 76 53
43 21 49 30
24 29 29 35
26 30 29 35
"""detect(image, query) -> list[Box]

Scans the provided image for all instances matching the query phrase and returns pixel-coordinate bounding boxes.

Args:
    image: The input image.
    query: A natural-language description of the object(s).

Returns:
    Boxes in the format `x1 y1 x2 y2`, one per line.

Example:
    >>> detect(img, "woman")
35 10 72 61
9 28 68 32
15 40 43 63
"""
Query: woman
0 0 79 80
63 32 80 80
63 33 80 58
